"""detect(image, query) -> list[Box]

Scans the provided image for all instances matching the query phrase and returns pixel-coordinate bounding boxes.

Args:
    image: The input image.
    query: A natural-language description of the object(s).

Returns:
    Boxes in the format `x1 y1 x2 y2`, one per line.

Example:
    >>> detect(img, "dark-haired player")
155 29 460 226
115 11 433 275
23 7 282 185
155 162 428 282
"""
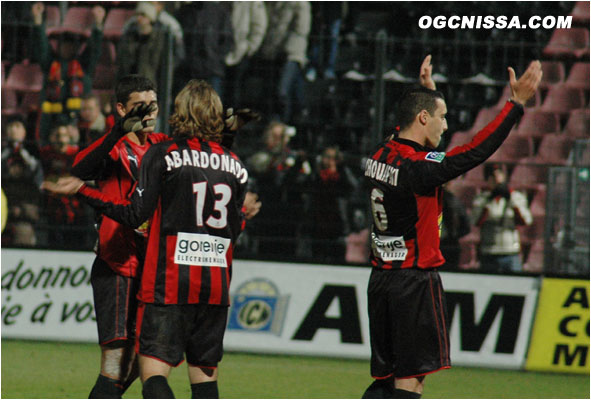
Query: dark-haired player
71 75 168 398
362 59 542 398
47 80 253 398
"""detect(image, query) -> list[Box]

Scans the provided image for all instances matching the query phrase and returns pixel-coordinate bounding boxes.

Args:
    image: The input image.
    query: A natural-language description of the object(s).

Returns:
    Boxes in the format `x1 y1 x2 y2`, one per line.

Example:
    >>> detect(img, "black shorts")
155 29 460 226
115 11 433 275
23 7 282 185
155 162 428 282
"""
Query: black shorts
136 302 228 367
90 257 140 345
367 268 451 379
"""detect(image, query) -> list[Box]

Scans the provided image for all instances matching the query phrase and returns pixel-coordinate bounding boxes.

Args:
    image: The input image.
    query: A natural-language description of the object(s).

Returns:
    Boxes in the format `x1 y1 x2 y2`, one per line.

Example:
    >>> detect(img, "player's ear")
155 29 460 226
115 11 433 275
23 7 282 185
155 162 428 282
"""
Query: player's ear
418 110 428 125
116 102 127 118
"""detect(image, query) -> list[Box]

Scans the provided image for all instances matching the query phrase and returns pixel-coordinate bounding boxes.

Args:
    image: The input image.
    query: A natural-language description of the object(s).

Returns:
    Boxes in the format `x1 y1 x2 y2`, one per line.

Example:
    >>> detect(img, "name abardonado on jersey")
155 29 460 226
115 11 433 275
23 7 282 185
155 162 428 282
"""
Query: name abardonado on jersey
165 148 248 184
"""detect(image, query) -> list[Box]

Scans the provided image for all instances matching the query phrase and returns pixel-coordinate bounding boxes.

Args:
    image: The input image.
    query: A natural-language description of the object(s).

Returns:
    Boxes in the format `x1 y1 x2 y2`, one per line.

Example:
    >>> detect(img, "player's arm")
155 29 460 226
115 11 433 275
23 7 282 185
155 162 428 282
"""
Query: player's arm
409 61 542 192
77 144 164 228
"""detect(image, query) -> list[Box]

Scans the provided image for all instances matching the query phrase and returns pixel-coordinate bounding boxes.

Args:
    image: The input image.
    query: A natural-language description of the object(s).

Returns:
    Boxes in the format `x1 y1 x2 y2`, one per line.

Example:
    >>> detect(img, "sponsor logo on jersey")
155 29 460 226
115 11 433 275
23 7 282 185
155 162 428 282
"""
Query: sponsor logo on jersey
174 232 231 267
227 278 290 335
425 151 446 163
371 232 408 261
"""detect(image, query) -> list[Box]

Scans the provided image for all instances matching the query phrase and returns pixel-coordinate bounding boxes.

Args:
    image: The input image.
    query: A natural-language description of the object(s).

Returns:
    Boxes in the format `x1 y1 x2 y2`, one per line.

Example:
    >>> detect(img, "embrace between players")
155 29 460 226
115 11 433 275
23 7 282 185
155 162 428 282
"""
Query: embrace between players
43 56 542 399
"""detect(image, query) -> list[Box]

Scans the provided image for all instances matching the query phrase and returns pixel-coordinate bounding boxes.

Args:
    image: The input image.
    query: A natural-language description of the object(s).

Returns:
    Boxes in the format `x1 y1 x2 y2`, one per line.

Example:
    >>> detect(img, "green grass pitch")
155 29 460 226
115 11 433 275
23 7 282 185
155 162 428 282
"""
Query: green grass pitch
1 340 588 398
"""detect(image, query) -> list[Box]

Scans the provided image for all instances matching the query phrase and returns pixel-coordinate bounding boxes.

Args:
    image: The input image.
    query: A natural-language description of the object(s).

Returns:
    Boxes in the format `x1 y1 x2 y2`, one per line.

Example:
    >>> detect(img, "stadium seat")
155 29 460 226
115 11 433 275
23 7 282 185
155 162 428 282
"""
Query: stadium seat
523 239 544 273
489 135 533 163
463 163 487 188
570 1 590 25
47 7 94 37
529 187 547 218
509 161 548 190
535 134 573 165
470 107 503 132
103 8 135 41
563 108 590 139
44 5 61 31
1 88 20 115
4 63 43 92
539 85 585 114
565 62 590 89
539 61 565 88
516 111 560 138
542 28 590 59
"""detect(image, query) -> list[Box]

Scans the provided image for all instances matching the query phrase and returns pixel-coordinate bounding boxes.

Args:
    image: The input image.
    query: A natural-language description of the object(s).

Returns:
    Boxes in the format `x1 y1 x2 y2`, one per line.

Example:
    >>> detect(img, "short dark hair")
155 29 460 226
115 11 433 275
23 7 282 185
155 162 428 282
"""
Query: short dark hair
115 75 157 105
397 87 445 131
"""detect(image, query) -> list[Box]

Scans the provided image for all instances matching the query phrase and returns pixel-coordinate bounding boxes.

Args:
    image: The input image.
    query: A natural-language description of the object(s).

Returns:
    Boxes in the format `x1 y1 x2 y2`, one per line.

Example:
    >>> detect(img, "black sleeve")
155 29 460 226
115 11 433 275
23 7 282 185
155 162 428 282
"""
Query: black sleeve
408 101 524 194
77 144 163 228
70 123 124 180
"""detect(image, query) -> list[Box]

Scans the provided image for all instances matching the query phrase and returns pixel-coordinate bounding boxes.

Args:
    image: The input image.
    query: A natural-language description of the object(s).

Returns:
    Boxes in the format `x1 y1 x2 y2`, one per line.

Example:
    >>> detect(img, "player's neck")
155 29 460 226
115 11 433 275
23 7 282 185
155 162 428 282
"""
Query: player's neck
398 128 426 147
126 131 148 145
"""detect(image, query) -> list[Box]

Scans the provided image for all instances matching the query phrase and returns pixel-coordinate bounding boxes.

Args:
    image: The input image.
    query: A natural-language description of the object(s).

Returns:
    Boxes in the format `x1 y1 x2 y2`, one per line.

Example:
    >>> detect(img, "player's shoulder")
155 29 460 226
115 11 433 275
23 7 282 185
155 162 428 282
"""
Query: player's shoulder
148 132 171 144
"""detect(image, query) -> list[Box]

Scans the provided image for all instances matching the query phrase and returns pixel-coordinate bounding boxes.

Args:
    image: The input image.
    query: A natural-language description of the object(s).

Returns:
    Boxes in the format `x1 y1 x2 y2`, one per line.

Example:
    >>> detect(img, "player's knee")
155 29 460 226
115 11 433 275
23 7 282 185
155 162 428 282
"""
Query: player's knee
142 375 175 399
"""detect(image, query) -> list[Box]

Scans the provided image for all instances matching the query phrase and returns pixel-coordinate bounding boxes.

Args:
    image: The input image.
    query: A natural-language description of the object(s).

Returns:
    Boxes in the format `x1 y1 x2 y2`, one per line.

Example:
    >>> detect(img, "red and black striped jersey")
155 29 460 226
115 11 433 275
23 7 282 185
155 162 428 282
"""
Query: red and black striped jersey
365 100 524 270
78 137 248 306
71 129 169 277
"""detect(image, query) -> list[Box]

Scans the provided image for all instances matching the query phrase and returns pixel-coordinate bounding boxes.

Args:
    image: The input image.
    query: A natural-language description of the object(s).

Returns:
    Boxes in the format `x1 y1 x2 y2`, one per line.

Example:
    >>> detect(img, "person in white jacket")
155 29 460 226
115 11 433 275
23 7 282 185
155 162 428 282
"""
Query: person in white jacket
472 163 533 273
225 1 268 106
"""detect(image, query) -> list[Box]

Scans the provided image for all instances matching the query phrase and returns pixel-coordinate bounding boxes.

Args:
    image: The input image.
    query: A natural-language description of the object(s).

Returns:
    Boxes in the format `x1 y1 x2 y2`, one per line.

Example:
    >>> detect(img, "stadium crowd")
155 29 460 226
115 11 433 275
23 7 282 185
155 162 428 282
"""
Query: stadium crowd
1 1 589 274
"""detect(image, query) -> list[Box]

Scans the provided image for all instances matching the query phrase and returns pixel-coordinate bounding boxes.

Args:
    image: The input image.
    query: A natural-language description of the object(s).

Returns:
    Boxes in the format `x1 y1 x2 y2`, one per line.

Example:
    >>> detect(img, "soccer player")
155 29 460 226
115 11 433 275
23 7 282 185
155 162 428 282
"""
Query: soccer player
362 59 542 399
70 75 168 398
45 80 251 399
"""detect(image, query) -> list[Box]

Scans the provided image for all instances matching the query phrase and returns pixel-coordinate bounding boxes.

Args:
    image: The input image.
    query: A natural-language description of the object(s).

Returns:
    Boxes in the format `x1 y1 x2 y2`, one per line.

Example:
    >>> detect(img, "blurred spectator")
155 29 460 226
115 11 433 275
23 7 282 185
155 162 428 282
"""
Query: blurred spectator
306 2 346 81
247 121 310 257
118 2 167 91
40 118 90 249
31 2 106 144
175 2 233 97
304 145 358 263
257 1 311 123
224 1 268 106
1 118 43 247
472 164 533 273
123 1 185 67
78 94 115 146
440 186 471 268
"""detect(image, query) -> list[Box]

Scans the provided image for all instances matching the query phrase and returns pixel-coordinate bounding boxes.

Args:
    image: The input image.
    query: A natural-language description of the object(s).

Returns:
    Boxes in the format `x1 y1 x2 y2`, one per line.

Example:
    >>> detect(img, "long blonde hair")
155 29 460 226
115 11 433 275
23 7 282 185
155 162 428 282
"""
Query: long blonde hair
169 79 224 142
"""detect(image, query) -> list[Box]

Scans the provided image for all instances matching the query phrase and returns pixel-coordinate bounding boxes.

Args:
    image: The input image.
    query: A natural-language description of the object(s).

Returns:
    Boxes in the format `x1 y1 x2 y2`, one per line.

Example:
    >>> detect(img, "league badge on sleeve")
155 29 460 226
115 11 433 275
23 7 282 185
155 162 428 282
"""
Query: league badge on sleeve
425 151 446 163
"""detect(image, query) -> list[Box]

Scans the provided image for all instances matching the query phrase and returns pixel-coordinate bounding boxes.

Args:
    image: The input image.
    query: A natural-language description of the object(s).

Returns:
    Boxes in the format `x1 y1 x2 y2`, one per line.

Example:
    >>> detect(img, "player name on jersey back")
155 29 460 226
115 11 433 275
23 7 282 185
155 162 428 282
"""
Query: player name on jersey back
165 149 248 183
365 158 399 186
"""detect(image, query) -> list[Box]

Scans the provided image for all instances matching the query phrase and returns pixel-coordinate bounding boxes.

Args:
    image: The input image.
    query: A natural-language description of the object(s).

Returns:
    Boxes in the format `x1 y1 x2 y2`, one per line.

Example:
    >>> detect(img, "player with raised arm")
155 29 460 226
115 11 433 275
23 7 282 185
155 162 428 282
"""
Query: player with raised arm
362 59 542 398
45 80 252 399
70 75 167 398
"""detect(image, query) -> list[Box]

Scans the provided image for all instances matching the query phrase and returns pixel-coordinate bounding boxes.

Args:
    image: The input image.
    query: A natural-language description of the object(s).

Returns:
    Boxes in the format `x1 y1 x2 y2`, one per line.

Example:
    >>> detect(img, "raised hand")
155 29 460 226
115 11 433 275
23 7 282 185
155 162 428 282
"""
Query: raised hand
508 61 543 106
92 6 106 27
419 54 436 91
32 2 44 25
122 102 158 133
243 192 262 220
224 108 262 132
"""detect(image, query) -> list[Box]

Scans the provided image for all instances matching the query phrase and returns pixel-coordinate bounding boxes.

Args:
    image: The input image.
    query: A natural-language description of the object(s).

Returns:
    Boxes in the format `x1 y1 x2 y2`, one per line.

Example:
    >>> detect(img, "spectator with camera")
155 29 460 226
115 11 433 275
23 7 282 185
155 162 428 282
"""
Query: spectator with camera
472 163 533 273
